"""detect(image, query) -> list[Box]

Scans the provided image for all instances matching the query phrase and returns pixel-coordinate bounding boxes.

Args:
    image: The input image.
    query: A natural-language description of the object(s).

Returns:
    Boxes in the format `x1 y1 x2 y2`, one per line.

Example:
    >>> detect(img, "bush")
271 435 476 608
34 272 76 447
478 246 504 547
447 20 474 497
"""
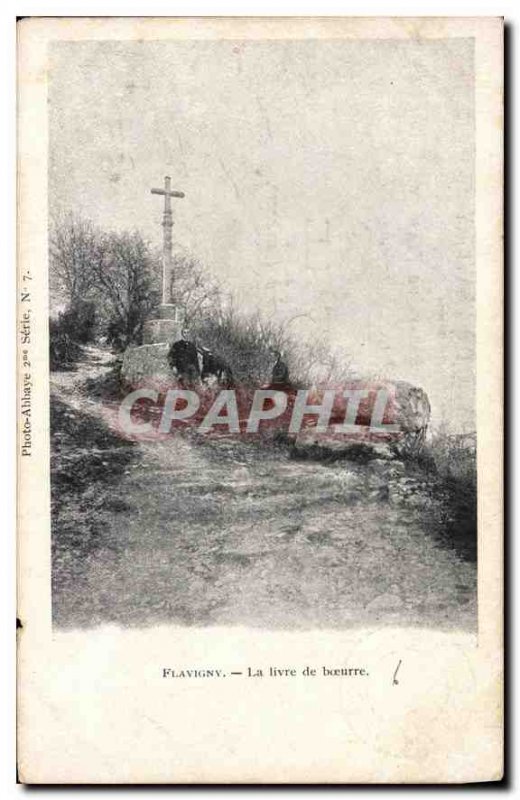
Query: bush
49 300 97 370
191 306 354 387
428 427 477 482
191 308 287 384
105 309 145 352
61 300 97 344
49 316 82 371
424 427 477 562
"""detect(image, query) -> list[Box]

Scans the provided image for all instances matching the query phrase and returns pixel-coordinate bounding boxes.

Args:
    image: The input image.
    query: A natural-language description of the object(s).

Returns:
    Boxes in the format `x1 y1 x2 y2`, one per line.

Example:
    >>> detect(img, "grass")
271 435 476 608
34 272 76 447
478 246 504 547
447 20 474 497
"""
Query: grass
421 428 477 563
50 395 138 625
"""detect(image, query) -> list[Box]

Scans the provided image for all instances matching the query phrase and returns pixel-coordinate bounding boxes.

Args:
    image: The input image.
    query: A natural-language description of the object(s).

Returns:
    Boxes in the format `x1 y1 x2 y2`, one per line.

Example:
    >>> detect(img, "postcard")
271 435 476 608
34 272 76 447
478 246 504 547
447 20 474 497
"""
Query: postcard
17 16 503 783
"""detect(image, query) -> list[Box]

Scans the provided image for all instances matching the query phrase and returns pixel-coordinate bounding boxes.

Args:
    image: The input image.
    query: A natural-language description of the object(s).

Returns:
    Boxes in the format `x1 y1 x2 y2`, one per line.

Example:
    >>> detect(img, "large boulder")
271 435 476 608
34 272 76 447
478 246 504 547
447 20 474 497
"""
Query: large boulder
121 343 171 386
293 380 431 460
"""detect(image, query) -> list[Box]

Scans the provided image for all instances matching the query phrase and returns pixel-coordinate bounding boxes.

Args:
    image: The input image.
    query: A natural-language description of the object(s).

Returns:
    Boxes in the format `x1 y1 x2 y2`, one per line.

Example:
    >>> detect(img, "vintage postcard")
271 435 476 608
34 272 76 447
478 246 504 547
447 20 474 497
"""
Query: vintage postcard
17 17 503 783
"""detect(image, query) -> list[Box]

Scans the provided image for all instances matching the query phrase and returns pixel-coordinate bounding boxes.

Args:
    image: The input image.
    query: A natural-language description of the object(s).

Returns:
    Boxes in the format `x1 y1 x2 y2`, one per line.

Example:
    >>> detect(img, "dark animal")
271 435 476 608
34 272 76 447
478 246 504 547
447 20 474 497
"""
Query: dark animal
167 338 201 383
199 347 234 387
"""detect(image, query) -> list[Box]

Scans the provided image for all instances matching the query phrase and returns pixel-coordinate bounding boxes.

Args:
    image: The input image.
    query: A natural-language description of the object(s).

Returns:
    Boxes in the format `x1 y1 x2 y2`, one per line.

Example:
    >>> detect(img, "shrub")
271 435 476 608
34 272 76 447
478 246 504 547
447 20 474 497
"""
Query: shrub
60 300 97 344
49 316 82 371
191 306 354 387
191 308 287 384
428 427 477 483
425 426 477 562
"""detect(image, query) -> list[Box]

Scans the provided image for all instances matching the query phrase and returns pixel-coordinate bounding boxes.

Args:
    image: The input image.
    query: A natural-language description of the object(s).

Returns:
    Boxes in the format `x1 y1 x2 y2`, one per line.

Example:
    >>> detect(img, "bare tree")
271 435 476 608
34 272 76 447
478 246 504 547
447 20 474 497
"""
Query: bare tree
49 214 101 308
171 253 222 325
89 230 161 349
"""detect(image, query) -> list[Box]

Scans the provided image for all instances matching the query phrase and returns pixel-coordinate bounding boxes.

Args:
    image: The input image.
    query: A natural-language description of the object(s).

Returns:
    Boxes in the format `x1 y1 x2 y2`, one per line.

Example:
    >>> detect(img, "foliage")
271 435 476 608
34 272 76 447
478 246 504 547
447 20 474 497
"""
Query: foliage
49 214 100 307
62 300 97 344
423 425 477 562
50 216 161 349
49 299 96 370
49 315 82 371
191 303 353 386
191 306 287 384
428 425 477 482
91 230 161 349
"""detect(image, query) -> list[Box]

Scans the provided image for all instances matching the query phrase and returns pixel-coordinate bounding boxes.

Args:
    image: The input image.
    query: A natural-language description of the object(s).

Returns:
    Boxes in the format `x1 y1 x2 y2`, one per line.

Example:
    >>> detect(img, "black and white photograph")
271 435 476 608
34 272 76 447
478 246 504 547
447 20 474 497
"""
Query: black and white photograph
16 16 503 784
48 35 479 632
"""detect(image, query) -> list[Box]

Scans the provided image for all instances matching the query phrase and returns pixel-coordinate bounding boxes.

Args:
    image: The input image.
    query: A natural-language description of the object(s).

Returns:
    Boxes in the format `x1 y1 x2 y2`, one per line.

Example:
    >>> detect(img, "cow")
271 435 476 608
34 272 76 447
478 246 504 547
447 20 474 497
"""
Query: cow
198 346 234 387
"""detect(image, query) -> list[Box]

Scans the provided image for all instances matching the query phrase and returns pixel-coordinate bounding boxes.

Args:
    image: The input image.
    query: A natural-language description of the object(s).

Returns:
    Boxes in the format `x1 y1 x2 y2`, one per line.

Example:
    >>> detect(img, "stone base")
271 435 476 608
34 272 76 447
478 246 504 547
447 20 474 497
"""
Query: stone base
123 302 186 384
121 343 172 386
142 318 183 345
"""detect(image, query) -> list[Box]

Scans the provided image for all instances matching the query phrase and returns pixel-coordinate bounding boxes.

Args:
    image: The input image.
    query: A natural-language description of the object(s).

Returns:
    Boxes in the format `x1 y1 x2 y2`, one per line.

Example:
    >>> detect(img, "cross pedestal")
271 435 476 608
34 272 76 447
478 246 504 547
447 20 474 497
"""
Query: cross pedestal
142 303 184 344
124 302 183 383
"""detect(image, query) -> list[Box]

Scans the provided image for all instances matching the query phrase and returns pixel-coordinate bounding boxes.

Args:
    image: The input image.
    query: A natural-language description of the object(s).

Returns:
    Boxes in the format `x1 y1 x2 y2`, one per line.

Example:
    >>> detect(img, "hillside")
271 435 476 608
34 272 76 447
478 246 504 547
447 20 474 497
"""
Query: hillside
50 348 477 632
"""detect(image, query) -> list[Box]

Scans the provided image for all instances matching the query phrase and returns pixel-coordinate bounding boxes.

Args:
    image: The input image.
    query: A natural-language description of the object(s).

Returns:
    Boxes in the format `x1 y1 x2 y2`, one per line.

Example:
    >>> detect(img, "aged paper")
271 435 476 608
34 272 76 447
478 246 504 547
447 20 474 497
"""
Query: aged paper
17 17 503 783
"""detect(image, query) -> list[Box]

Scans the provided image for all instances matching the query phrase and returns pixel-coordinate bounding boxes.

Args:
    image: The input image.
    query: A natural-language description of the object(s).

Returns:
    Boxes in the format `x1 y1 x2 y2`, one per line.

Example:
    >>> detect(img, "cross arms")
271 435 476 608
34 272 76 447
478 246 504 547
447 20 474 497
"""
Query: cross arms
151 188 185 198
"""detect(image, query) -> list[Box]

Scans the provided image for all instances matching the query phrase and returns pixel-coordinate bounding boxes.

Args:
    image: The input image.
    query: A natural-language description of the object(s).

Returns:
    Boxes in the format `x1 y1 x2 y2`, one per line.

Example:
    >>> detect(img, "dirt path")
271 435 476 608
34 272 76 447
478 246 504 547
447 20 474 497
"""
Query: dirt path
51 349 477 631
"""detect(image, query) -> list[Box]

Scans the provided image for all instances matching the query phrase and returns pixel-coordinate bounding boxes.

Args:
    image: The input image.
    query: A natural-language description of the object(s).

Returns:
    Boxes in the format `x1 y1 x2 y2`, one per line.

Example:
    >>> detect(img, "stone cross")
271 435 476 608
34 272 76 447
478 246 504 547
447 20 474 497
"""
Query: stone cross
151 176 185 305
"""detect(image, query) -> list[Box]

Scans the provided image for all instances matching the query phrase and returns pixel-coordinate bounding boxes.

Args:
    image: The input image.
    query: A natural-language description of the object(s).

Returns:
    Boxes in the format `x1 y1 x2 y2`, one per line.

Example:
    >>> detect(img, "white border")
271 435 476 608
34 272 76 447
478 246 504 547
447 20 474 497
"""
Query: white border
4 1 514 796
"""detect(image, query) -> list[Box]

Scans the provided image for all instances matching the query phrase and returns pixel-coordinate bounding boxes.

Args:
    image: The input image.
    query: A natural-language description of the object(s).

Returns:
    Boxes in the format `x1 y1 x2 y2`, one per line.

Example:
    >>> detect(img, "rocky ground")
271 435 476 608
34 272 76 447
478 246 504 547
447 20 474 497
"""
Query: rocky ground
50 348 477 632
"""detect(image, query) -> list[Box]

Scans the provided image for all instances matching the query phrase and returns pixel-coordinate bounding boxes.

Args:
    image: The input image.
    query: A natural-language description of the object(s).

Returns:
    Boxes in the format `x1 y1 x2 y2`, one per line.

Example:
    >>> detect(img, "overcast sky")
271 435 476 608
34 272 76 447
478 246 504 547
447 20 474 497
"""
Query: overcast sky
49 38 475 429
